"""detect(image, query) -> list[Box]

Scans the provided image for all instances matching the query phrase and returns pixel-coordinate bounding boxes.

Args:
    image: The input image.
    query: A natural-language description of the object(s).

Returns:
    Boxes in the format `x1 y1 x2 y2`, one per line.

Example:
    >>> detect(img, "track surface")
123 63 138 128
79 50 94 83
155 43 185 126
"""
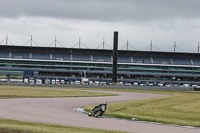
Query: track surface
0 89 199 133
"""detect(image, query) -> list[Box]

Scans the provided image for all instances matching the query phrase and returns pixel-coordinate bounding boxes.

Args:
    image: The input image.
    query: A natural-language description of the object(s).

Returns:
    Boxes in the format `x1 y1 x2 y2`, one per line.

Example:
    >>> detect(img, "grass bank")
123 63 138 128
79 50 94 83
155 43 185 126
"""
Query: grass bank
85 90 200 127
0 85 116 98
0 118 127 133
1 85 200 129
0 85 123 133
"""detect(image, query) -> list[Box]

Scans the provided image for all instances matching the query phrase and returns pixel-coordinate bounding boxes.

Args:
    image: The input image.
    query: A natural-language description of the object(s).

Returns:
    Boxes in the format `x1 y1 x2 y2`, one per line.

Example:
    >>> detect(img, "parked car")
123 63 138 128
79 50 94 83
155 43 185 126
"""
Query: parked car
95 81 100 85
158 83 164 87
75 81 80 84
148 83 154 86
124 83 131 86
118 82 123 86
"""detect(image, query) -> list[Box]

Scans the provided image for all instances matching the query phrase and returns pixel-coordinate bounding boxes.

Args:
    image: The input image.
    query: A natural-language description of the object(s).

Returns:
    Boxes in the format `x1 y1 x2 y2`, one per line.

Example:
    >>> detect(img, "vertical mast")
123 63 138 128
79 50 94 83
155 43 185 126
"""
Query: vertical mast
150 40 152 51
79 37 81 48
174 41 176 52
31 35 32 47
127 39 129 50
55 36 57 48
6 34 8 45
103 38 105 49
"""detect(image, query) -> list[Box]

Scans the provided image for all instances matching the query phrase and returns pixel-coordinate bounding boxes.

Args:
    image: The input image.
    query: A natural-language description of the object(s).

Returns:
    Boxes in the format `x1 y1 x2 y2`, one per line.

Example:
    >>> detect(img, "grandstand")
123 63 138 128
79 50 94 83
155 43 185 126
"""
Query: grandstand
0 45 200 84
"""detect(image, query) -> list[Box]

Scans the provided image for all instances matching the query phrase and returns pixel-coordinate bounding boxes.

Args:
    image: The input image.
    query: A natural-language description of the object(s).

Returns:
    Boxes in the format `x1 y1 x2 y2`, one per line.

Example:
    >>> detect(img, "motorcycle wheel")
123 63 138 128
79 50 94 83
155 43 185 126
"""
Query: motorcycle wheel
88 112 92 116
94 110 102 117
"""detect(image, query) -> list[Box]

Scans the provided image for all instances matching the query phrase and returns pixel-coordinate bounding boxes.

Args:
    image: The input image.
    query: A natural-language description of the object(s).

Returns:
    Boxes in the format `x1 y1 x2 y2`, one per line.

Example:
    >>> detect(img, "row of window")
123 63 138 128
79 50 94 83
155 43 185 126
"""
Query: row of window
0 60 200 75
1 59 200 70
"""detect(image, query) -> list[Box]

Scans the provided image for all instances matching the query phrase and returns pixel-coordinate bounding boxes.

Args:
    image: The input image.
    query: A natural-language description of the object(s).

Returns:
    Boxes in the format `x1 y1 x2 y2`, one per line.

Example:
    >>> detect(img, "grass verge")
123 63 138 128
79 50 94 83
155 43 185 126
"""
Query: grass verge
2 85 200 129
0 118 127 133
85 90 200 127
0 85 116 98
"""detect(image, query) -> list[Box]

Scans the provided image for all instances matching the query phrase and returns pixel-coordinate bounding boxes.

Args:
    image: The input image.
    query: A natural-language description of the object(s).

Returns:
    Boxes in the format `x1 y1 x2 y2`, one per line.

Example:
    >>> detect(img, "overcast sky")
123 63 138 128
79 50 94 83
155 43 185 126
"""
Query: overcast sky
0 0 200 52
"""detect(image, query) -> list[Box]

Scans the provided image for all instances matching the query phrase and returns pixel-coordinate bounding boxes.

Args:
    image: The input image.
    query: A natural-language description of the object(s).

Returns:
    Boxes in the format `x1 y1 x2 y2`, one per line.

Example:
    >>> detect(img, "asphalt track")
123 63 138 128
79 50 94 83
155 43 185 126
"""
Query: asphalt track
0 89 199 133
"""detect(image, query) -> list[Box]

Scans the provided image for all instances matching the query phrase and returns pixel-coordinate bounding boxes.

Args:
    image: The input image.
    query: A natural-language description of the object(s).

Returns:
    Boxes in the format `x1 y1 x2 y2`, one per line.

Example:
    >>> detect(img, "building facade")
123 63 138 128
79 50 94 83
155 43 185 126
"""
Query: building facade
1 45 200 83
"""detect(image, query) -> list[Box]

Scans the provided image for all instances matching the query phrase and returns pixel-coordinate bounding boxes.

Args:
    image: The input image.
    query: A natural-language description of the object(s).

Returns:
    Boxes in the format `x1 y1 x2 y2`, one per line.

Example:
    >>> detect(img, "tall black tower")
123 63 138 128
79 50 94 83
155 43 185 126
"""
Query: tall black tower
112 31 118 83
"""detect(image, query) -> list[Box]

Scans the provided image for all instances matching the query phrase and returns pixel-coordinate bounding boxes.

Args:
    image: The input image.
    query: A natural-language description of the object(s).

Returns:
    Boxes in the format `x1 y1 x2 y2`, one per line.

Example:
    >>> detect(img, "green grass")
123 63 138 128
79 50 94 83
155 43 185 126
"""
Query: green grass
0 85 116 98
85 90 200 127
1 85 200 130
0 85 124 133
0 118 127 133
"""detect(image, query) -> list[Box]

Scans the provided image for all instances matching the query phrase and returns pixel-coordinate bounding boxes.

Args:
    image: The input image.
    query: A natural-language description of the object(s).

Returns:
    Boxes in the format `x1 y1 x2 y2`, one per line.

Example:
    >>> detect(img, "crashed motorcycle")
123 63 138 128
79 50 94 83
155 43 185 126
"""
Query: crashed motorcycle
88 103 107 117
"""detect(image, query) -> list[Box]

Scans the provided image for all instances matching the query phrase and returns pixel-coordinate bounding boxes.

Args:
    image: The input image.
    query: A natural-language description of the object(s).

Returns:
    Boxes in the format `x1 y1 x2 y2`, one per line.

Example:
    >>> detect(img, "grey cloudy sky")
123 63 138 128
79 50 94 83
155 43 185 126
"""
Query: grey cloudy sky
0 0 200 52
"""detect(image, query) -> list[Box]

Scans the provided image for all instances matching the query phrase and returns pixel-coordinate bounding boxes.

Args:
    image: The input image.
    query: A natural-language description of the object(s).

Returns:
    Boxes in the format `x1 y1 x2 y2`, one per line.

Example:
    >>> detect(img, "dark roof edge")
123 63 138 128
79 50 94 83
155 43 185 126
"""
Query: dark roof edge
0 45 199 56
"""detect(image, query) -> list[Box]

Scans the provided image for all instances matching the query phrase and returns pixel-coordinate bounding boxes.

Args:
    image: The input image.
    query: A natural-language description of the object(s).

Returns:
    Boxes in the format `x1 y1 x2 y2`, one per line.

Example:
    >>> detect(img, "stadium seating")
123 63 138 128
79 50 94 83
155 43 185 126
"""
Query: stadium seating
152 57 172 64
1 49 196 67
0 46 200 66
154 72 173 76
0 67 29 71
68 69 90 73
11 52 30 59
134 72 153 76
52 53 71 60
2 45 200 83
93 70 111 74
174 73 194 77
118 71 132 74
192 58 200 66
118 56 131 63
0 51 9 58
32 68 48 71
172 58 191 65
133 56 152 64
194 74 200 77
72 54 91 61
32 53 50 60
93 54 111 62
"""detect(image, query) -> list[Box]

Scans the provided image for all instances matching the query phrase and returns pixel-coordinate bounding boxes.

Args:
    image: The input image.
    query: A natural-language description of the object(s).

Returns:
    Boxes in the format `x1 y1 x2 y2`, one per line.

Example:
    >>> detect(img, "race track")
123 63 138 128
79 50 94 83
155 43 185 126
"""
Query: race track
0 89 199 133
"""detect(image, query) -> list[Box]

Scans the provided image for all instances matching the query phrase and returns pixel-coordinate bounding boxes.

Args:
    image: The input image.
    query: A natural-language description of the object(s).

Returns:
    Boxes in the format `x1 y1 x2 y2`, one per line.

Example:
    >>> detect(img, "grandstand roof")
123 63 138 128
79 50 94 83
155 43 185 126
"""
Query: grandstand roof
1 45 200 59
